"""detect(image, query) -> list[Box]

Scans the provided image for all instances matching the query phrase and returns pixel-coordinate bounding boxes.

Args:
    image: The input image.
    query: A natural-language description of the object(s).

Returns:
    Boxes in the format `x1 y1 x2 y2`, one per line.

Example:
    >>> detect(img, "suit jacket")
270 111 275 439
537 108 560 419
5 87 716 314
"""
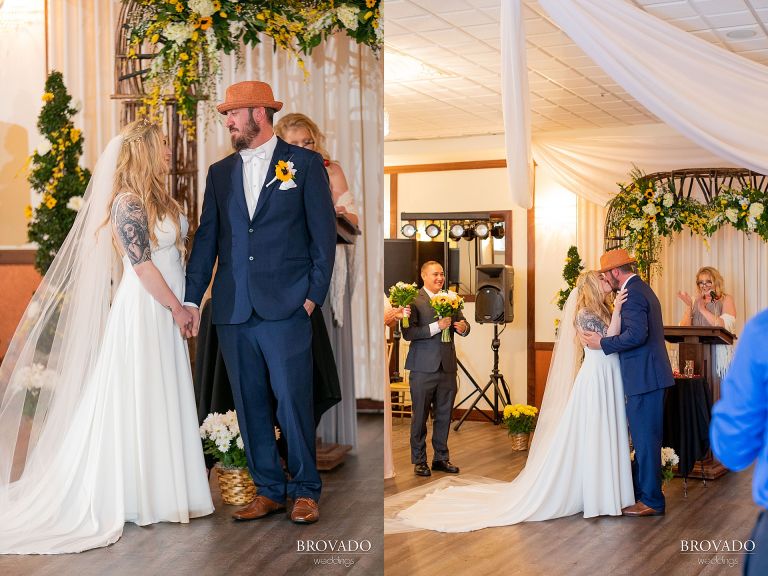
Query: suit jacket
600 275 675 396
402 289 471 373
185 138 337 323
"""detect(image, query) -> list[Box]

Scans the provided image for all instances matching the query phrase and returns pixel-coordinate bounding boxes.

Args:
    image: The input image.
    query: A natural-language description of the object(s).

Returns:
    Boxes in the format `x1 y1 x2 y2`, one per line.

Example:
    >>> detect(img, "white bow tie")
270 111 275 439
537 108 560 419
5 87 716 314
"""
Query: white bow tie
240 148 267 161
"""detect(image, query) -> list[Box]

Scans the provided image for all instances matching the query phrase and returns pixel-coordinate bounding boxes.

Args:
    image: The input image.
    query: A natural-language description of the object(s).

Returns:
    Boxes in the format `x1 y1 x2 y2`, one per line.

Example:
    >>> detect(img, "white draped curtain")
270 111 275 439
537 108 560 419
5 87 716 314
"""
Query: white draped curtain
47 0 384 400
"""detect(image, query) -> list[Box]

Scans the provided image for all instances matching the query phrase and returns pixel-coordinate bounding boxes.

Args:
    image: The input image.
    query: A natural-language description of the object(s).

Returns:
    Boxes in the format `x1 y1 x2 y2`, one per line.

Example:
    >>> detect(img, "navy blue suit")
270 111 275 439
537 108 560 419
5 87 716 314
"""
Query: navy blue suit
185 137 336 503
601 275 674 511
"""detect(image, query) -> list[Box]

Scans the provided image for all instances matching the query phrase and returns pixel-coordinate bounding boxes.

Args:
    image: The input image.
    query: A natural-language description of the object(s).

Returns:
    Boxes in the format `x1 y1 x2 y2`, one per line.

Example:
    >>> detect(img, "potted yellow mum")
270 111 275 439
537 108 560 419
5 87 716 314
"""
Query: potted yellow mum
503 403 538 451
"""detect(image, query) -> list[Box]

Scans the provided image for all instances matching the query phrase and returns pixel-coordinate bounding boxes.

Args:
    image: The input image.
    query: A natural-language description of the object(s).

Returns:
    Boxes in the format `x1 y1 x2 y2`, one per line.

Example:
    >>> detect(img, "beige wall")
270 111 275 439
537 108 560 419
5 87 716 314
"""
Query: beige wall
0 0 46 246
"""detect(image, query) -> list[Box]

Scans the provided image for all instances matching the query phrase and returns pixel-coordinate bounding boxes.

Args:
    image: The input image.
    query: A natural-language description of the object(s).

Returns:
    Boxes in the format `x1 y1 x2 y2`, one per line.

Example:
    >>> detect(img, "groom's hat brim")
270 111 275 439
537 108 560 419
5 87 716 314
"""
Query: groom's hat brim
598 248 636 273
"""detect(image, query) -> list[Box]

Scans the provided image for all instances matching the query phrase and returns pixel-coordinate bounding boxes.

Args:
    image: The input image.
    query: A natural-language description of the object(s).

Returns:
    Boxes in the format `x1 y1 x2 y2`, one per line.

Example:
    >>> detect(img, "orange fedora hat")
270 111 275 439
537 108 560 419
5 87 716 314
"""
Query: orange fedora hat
216 81 283 114
598 248 637 273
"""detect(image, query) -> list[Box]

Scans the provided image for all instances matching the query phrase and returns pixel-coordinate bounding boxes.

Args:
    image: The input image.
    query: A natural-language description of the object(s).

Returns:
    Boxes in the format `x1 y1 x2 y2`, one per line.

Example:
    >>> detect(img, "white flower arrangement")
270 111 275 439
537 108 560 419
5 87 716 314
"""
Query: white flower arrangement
13 363 56 393
189 0 216 18
200 410 280 469
337 4 361 30
661 446 679 483
66 196 84 212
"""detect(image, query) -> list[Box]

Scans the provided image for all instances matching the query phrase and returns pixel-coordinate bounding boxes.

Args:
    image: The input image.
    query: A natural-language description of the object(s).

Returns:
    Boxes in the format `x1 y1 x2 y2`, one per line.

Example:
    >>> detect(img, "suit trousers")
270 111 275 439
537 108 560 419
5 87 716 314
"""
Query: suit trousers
745 510 768 576
627 388 665 511
409 368 457 464
217 309 321 503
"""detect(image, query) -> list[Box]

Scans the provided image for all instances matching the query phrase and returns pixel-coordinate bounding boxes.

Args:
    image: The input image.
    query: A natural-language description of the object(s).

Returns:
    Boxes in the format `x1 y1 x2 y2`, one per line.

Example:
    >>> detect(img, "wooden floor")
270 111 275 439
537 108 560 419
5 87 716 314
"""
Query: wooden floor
0 414 384 576
385 417 759 576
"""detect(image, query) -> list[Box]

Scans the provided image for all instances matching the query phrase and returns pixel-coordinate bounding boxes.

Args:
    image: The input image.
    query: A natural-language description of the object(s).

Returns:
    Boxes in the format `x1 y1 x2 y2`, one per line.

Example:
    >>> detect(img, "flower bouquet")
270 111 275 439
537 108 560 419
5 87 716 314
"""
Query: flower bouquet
12 362 57 419
388 281 418 327
200 410 254 504
429 290 464 342
503 404 538 451
661 446 679 485
712 187 767 241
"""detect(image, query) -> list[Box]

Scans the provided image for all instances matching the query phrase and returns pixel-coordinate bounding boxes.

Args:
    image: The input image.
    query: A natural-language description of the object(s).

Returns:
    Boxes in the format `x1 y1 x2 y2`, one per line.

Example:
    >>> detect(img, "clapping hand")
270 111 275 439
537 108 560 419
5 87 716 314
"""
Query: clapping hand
677 291 693 308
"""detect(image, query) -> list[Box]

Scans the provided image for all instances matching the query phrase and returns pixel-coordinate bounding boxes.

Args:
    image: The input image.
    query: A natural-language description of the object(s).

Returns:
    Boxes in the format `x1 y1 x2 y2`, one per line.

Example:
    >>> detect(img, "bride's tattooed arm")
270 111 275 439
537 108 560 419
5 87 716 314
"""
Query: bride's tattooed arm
113 195 151 265
576 310 608 336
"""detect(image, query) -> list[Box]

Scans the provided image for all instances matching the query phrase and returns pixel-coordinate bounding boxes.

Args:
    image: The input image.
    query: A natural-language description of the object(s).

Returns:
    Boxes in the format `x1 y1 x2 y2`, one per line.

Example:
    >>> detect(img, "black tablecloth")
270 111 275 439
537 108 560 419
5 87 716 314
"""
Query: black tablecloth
663 377 712 478
193 300 342 427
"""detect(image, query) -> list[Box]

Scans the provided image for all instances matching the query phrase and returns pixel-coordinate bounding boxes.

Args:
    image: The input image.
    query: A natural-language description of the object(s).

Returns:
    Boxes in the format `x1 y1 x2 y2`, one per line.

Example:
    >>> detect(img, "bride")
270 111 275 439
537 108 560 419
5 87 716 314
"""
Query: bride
387 271 635 533
0 120 213 554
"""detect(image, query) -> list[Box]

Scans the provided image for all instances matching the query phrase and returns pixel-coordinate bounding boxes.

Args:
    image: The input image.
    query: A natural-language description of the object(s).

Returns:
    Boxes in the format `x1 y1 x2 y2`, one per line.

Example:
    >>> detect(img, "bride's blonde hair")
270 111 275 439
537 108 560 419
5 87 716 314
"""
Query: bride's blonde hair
102 119 184 252
574 271 612 328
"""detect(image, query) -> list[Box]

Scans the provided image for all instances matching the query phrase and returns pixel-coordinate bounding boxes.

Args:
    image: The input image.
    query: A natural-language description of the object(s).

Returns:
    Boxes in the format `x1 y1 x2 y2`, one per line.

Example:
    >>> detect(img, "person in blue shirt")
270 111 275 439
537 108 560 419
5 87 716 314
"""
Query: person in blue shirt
711 309 768 576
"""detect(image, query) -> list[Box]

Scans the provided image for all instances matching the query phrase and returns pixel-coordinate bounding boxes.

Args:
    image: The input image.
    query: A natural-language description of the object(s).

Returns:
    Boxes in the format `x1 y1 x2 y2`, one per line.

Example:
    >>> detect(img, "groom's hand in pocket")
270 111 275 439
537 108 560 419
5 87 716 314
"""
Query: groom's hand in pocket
184 305 201 337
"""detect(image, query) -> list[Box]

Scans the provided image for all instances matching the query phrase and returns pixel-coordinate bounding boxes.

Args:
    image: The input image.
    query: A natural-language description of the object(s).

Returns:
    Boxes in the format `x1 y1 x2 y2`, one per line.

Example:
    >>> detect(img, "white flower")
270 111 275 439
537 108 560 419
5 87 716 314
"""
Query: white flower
725 208 738 223
661 447 679 466
629 218 645 231
216 440 230 453
36 140 51 156
307 10 334 35
662 193 673 208
336 4 360 31
229 21 245 38
642 203 658 217
13 363 56 393
236 436 244 450
189 0 216 17
66 196 84 212
26 300 41 318
164 22 195 45
749 202 764 219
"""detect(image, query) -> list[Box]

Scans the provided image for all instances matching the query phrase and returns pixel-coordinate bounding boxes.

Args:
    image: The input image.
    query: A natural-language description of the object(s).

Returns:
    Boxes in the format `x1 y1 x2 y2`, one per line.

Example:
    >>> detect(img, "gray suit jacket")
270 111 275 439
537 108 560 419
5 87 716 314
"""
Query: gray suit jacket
402 289 470 373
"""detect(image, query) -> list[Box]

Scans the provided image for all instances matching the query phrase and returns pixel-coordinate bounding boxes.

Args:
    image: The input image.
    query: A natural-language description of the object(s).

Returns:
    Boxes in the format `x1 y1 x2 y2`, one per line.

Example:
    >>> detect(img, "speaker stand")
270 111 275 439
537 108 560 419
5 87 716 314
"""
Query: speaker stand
454 324 512 431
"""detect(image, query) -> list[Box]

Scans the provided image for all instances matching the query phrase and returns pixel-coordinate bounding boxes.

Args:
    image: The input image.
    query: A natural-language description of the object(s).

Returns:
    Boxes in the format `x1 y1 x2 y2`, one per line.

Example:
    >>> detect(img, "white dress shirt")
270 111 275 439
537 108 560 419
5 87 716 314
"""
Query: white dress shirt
423 288 443 337
240 134 278 219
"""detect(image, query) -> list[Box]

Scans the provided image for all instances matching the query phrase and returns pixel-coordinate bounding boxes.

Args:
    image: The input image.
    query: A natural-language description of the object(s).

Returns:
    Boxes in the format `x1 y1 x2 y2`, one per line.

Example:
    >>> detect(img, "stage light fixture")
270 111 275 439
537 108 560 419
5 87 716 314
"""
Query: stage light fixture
401 222 417 238
491 223 505 239
474 222 490 239
449 223 465 240
462 226 476 241
425 222 442 238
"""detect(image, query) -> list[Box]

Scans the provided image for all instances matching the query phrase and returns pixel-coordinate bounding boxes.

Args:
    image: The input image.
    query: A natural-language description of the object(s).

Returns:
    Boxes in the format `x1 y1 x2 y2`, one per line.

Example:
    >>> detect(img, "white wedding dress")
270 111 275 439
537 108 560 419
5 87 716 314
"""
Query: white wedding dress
387 292 634 533
0 214 213 554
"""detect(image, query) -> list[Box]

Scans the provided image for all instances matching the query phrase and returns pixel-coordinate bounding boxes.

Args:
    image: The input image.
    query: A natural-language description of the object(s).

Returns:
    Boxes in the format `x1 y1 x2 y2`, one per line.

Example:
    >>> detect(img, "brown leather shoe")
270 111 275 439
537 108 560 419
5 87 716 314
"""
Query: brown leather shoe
290 497 320 524
232 495 286 521
622 501 665 517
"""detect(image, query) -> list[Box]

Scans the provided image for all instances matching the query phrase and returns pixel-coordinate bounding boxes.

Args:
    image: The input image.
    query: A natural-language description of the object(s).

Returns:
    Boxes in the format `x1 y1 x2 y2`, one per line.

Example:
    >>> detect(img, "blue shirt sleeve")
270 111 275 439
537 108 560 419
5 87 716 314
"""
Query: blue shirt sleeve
711 312 768 473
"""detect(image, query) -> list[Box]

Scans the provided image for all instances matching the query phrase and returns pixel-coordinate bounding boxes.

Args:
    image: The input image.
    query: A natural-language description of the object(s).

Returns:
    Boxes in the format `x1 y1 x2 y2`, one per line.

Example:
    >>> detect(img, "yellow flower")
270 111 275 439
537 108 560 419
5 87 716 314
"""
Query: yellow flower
44 195 57 209
150 33 160 44
199 17 212 30
24 205 34 219
275 160 293 182
366 0 376 7
70 128 81 142
213 0 221 9
364 10 373 19
220 11 227 18
42 92 54 103
179 52 189 61
192 30 199 41
175 3 183 12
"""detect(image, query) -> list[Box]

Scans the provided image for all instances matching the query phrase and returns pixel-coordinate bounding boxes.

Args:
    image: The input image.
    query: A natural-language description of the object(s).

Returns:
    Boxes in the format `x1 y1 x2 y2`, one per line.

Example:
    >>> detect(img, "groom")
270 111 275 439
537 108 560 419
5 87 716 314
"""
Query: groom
185 81 336 524
581 249 674 517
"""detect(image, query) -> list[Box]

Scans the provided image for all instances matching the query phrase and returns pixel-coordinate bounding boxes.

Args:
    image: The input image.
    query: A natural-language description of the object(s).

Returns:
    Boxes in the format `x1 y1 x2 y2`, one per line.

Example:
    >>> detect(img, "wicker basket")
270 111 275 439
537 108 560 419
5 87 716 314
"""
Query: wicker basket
214 464 257 505
510 432 530 451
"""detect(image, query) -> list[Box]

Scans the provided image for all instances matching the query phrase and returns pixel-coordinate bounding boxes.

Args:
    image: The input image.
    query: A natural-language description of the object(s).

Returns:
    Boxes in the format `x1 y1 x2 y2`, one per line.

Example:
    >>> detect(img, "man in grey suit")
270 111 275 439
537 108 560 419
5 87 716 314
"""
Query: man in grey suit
402 261 470 477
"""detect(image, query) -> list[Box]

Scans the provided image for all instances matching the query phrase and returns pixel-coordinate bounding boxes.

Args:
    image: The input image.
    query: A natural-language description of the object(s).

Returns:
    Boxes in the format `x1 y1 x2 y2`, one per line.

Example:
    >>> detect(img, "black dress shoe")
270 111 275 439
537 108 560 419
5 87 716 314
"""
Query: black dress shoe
431 460 459 473
414 463 431 477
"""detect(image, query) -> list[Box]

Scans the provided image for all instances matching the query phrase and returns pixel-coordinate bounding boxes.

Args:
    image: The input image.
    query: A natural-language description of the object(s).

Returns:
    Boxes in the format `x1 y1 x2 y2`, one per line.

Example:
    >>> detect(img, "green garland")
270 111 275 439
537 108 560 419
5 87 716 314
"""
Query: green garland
556 245 584 310
125 0 382 134
26 71 91 275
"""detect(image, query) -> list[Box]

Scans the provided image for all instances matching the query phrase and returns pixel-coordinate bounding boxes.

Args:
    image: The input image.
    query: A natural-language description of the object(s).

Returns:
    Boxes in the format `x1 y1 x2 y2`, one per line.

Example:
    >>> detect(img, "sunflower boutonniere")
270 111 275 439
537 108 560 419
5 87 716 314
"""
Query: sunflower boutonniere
267 159 297 190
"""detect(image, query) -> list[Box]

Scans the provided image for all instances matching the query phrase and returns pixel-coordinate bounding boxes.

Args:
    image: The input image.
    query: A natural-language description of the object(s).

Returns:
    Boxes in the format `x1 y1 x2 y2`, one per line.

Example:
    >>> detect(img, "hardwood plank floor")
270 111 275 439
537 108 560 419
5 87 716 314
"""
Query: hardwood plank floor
0 414 384 576
385 418 759 576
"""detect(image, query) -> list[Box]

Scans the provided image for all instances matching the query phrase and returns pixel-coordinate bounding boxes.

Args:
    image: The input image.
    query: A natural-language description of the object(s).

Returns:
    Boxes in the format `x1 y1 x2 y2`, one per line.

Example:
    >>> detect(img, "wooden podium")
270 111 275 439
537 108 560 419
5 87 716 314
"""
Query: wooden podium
663 326 736 479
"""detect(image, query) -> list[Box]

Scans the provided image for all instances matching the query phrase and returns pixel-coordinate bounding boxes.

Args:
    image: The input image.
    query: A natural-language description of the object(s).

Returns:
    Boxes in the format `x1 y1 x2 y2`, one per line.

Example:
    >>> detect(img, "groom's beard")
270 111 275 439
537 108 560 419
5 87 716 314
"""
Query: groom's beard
609 275 620 292
230 118 261 151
